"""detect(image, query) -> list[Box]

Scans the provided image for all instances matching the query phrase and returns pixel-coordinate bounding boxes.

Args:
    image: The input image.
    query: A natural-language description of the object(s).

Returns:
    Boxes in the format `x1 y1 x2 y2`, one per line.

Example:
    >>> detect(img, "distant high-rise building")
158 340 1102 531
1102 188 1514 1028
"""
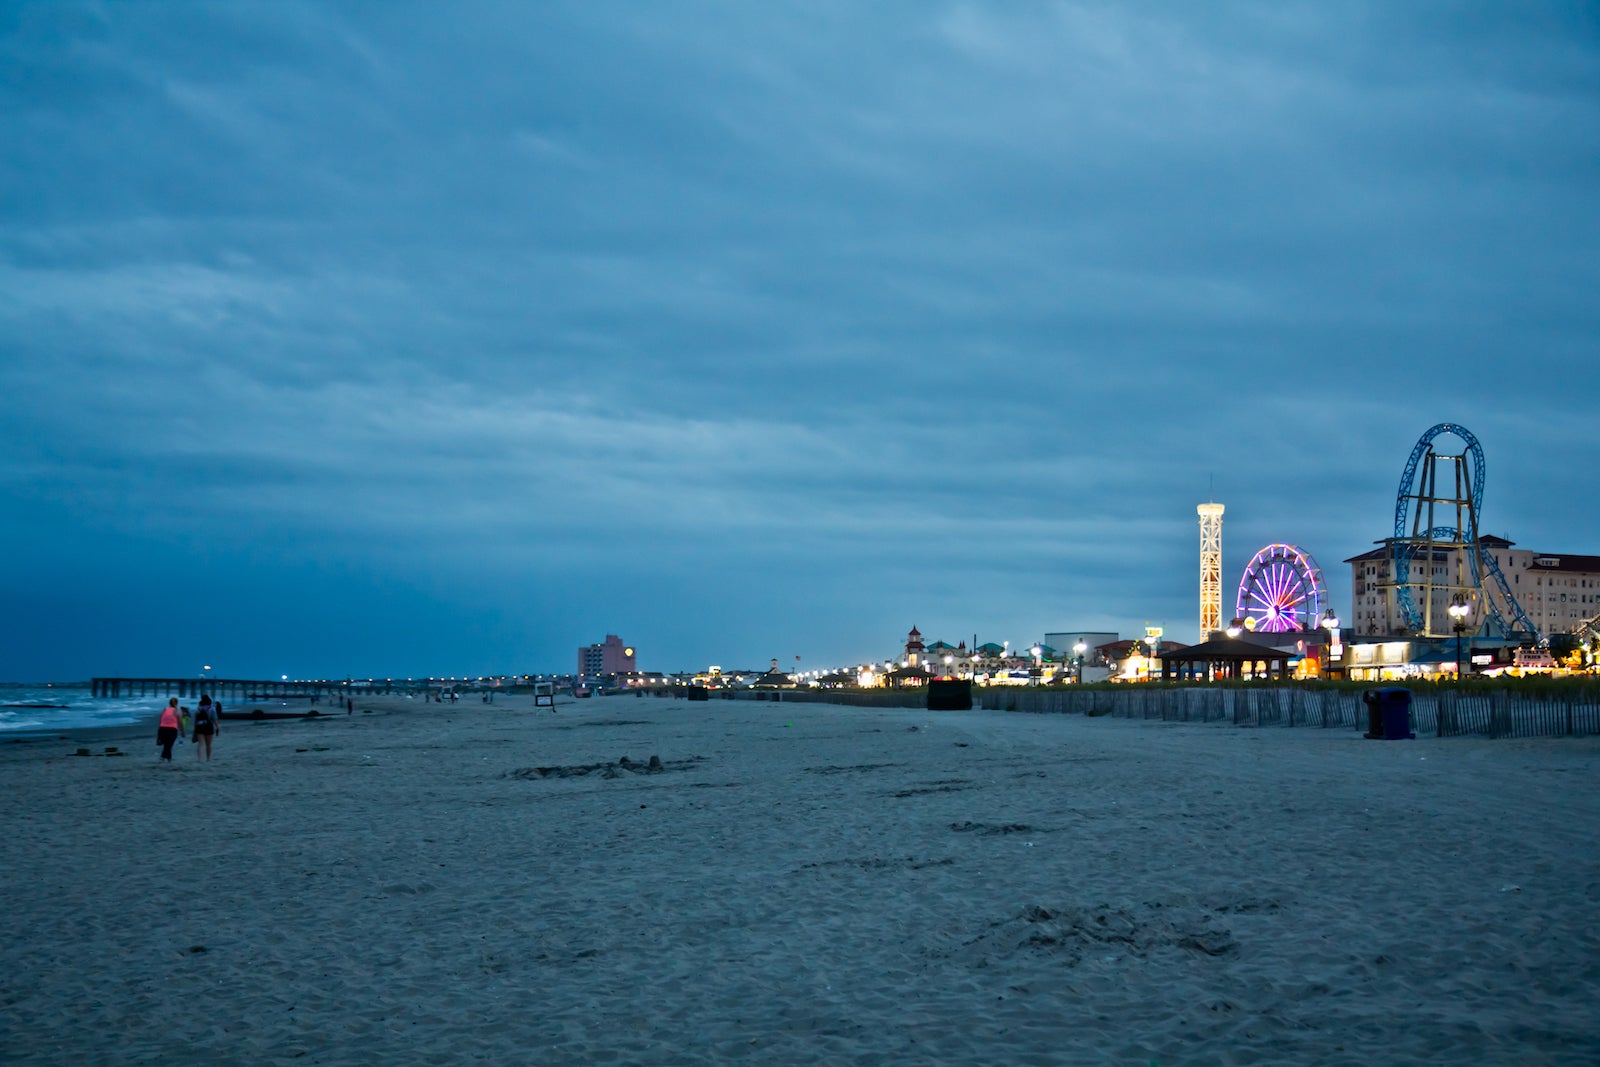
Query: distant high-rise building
1198 503 1225 640
578 635 636 676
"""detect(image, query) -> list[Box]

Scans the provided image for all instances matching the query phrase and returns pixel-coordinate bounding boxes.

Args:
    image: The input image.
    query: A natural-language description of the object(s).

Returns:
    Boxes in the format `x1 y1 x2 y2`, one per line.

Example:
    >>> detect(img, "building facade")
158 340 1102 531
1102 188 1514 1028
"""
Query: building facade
577 634 636 677
1347 537 1600 639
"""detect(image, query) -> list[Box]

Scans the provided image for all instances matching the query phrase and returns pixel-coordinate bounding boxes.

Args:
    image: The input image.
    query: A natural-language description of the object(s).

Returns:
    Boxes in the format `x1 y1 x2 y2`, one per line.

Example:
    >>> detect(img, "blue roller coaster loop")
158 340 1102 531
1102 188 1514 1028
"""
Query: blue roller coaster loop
1391 424 1537 639
1393 423 1485 541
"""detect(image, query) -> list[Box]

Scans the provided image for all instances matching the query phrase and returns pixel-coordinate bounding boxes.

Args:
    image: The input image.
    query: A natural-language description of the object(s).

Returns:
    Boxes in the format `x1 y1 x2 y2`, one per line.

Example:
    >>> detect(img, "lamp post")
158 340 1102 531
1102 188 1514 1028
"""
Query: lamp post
1320 609 1340 679
1143 634 1158 682
1074 640 1087 684
1448 595 1470 682
1030 645 1042 686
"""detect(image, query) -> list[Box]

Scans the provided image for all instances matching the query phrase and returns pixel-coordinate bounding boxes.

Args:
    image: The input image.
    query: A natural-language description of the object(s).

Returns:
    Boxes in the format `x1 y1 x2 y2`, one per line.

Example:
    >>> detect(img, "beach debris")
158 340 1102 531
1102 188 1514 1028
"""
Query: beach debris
507 754 702 780
799 855 954 872
1500 884 1521 893
893 779 974 798
806 763 898 775
943 902 1238 966
75 748 90 757
949 822 1034 836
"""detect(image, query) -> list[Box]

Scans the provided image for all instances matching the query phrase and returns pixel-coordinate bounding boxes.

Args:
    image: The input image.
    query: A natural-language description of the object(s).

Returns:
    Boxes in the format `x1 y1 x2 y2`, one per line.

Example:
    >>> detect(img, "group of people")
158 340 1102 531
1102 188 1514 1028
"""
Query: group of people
156 694 221 763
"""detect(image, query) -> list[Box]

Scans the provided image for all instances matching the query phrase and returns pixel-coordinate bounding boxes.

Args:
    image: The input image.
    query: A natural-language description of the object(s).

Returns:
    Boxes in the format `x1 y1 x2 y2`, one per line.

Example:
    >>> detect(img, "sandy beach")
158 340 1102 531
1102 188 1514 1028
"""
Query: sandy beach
2 693 1597 1065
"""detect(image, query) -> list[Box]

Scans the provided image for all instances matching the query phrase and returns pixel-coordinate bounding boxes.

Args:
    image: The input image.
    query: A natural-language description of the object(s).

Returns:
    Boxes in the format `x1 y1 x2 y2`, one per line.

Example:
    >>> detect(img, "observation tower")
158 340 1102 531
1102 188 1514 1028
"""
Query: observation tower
1198 503 1224 640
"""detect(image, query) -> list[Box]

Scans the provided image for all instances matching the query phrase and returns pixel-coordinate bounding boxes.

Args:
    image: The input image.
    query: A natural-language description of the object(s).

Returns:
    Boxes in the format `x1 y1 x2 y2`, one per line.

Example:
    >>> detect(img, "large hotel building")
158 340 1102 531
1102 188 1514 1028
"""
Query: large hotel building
578 634 636 677
1346 535 1600 639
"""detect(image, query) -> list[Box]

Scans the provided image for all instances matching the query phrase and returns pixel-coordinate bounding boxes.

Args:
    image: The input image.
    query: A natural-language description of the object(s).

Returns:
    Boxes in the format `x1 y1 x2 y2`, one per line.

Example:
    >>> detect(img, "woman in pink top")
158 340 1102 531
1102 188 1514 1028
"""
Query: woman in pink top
157 698 181 762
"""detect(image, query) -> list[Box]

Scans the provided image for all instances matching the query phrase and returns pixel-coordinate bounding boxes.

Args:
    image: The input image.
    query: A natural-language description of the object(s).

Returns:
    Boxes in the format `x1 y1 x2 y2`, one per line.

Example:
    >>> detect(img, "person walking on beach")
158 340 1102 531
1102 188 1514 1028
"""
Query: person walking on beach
192 694 219 762
156 698 182 762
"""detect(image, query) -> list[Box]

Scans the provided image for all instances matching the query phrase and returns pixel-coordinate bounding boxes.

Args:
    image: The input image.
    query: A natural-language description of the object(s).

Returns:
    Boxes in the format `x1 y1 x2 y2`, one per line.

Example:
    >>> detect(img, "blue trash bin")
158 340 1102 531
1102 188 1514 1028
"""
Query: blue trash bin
1363 687 1414 740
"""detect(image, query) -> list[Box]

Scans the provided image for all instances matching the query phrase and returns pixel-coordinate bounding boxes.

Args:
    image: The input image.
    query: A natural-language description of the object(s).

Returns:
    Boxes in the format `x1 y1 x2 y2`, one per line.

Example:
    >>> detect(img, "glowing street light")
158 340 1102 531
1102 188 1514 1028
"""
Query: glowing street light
1073 640 1087 683
1448 596 1470 682
1321 609 1341 679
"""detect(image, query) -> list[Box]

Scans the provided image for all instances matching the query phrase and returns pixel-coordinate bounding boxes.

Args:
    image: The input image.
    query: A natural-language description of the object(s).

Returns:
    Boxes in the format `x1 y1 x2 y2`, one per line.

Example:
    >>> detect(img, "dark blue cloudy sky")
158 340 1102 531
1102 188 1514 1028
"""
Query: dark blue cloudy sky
3 2 1596 680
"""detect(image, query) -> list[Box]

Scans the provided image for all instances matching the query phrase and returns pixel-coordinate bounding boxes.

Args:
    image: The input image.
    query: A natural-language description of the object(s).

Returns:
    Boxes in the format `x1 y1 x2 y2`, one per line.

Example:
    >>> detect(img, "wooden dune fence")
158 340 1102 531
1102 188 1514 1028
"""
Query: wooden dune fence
978 685 1600 739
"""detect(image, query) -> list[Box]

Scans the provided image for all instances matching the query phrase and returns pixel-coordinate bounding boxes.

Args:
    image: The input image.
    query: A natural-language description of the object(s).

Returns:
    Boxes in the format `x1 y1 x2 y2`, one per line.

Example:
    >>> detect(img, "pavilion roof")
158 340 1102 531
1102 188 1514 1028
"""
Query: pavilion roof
1160 637 1295 661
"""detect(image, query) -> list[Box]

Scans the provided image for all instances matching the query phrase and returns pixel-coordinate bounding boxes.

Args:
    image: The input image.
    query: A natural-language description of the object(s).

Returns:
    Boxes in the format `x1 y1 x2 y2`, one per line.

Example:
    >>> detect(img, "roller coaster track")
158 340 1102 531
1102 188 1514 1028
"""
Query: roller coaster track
1391 423 1538 640
1392 526 1535 639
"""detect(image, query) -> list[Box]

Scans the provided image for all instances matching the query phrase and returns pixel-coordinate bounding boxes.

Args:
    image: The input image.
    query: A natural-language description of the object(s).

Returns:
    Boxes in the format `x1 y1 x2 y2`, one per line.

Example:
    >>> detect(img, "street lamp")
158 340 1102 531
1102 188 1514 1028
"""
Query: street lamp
1030 645 1042 685
1448 595 1470 682
1143 634 1159 682
1320 609 1340 679
1074 640 1087 684
1226 618 1244 639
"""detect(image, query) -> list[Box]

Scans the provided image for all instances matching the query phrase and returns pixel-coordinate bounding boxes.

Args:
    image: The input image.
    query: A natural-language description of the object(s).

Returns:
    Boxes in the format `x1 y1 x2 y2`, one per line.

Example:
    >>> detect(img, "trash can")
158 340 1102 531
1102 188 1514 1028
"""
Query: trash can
1362 687 1414 740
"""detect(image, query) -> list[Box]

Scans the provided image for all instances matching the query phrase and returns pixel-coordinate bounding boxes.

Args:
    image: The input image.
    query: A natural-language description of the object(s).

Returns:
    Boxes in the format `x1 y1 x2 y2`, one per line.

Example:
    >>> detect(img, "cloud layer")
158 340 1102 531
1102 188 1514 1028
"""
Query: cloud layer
3 2 1596 678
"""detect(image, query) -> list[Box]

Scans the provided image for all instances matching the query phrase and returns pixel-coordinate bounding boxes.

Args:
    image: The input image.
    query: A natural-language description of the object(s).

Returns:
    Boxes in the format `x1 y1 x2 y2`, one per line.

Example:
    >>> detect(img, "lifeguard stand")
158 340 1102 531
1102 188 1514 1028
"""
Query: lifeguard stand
533 682 555 712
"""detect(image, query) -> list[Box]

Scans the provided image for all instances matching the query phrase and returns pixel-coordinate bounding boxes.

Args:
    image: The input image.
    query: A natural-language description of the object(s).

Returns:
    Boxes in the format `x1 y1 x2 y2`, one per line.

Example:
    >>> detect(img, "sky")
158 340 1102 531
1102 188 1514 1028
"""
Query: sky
2 2 1597 681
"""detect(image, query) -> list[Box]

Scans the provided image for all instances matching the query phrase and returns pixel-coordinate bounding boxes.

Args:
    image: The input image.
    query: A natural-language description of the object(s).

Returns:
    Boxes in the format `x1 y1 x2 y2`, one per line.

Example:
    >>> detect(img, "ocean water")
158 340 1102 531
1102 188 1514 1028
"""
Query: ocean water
0 684 167 735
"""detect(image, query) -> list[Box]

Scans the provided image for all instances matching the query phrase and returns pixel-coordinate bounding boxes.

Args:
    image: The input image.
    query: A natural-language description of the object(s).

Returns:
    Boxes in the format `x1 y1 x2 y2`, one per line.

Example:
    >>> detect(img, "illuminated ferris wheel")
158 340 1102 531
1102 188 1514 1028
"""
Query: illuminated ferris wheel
1236 543 1327 633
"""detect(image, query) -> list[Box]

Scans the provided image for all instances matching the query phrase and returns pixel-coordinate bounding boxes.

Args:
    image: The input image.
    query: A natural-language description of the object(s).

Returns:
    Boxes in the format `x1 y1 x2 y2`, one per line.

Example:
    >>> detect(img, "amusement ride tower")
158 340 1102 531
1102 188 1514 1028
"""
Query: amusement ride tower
1198 503 1224 640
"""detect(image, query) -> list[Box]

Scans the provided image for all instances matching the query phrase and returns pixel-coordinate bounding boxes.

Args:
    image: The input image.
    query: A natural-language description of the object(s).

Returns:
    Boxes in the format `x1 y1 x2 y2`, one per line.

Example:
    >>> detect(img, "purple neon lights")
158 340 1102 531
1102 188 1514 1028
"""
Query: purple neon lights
1236 544 1325 633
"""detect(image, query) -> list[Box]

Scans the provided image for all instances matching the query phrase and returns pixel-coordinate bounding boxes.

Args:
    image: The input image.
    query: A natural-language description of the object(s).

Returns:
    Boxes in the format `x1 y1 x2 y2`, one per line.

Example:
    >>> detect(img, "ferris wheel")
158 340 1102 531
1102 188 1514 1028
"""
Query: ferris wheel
1236 543 1327 633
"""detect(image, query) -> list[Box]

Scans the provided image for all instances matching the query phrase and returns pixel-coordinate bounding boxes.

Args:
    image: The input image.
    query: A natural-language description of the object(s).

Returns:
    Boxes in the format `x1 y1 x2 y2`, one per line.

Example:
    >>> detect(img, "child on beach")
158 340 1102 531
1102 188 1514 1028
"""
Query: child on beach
156 698 181 762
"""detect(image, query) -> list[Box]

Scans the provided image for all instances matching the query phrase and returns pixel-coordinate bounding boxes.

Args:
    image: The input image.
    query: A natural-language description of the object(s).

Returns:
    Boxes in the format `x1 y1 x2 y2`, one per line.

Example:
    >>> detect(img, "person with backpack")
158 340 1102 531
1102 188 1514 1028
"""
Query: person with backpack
192 694 220 762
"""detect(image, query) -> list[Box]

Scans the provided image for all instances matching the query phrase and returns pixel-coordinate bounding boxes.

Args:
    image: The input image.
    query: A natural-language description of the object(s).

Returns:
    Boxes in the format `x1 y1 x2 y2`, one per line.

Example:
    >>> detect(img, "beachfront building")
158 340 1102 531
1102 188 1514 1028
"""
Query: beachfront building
1045 633 1118 669
903 626 926 668
577 634 637 678
1347 538 1600 640
973 642 1007 674
923 639 977 678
